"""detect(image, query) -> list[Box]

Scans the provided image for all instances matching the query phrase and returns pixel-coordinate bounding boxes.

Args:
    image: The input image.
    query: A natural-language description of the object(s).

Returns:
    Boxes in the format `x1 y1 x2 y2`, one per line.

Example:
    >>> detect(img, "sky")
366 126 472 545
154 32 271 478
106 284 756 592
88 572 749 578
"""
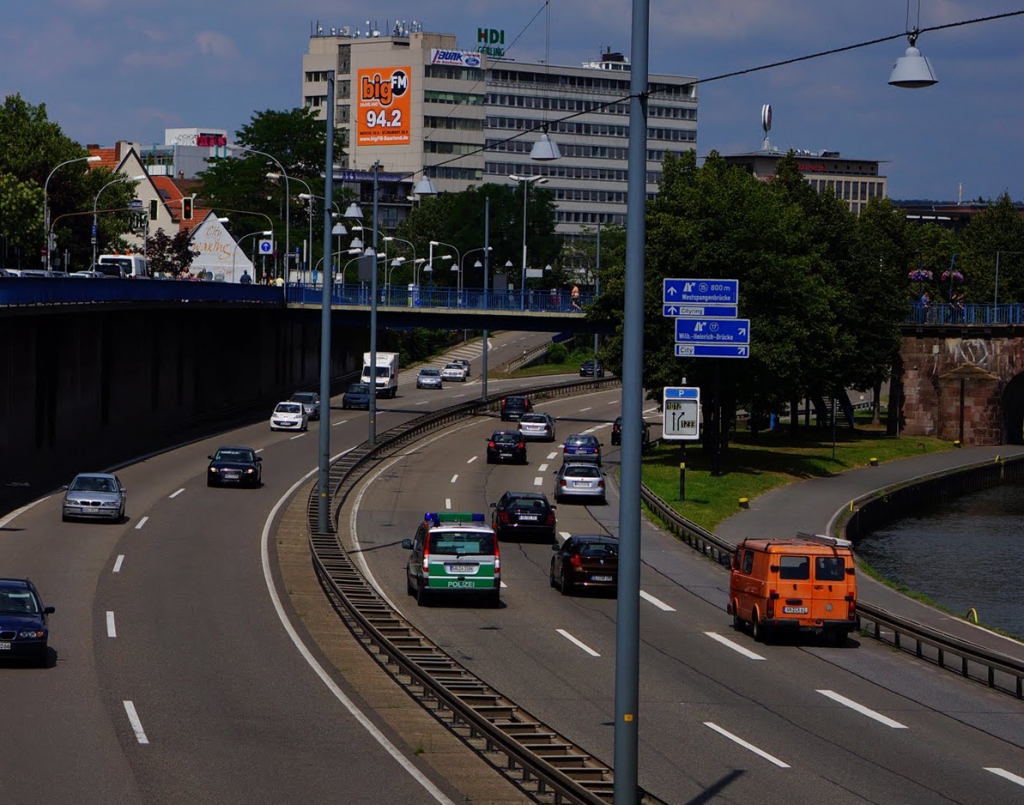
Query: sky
3 1 1023 202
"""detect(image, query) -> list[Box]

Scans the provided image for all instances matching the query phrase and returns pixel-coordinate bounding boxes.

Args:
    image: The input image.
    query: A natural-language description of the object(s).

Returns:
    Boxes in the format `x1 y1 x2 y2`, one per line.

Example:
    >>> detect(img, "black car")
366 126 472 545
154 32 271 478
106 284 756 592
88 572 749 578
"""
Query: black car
207 446 262 487
579 359 605 378
486 430 528 464
500 395 533 422
549 535 619 596
0 578 55 666
289 391 321 420
610 416 652 450
342 382 372 410
491 491 556 542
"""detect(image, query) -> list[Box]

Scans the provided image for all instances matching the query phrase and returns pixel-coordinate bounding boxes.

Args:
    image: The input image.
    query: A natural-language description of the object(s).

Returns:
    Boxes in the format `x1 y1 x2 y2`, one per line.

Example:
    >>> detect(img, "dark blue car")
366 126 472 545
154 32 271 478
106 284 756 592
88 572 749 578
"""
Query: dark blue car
562 433 603 466
0 578 54 667
342 382 372 410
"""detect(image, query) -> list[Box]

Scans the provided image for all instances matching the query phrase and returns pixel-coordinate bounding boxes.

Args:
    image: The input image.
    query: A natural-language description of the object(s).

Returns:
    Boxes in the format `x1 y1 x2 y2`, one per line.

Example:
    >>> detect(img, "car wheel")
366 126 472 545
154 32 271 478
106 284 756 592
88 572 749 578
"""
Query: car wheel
752 612 770 643
732 605 744 632
549 565 558 588
489 590 500 608
36 646 49 668
416 583 430 607
407 574 416 597
560 570 574 596
61 512 70 523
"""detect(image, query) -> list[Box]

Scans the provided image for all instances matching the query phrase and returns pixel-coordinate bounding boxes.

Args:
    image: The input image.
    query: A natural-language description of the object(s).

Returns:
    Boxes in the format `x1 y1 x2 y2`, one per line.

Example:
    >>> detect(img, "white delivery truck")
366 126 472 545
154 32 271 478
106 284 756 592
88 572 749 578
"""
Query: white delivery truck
361 351 400 398
98 253 149 279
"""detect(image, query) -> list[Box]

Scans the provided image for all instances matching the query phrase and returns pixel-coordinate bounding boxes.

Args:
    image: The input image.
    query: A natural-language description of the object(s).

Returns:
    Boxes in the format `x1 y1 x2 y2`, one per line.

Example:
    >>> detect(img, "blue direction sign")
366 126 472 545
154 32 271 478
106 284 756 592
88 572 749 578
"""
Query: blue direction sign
663 386 700 441
663 304 739 319
674 344 750 359
663 278 739 305
664 387 699 400
675 318 750 344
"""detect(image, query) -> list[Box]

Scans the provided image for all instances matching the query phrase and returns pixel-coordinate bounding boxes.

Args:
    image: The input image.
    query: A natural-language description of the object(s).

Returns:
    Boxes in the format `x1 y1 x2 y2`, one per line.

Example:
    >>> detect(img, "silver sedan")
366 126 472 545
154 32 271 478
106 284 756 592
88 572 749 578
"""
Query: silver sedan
416 367 444 389
553 462 606 504
518 412 556 442
62 472 127 522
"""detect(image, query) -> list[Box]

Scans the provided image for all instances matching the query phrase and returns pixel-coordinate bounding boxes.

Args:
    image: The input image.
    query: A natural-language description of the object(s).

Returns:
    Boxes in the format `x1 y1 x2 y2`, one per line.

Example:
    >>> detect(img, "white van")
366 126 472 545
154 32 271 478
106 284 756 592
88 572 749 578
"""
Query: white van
97 254 149 279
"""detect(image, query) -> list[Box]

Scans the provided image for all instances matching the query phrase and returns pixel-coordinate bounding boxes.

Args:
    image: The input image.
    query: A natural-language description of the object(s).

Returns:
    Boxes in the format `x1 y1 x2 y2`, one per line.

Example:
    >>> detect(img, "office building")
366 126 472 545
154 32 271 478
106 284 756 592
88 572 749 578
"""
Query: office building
302 21 698 236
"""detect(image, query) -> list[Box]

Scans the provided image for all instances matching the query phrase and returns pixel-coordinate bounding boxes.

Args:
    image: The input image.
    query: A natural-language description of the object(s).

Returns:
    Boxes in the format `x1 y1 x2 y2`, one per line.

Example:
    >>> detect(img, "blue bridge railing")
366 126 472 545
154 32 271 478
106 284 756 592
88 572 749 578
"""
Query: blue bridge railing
905 302 1024 326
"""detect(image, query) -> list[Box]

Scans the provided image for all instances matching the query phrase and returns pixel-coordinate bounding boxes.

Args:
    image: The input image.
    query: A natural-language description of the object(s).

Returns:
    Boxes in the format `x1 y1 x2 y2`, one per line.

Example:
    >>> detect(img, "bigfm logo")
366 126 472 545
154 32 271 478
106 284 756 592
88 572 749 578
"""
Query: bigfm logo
360 69 408 106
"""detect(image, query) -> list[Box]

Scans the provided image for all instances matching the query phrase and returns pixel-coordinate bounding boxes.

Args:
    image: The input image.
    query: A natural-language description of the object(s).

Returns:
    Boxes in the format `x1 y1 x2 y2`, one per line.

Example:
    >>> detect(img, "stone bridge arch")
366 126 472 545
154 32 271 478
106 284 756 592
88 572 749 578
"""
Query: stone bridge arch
900 333 1024 445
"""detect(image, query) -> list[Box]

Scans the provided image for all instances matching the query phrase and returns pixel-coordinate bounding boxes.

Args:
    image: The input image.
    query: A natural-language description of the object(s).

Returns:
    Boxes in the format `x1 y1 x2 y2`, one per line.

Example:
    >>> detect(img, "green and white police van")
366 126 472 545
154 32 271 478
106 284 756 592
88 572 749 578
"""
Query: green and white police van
402 512 501 607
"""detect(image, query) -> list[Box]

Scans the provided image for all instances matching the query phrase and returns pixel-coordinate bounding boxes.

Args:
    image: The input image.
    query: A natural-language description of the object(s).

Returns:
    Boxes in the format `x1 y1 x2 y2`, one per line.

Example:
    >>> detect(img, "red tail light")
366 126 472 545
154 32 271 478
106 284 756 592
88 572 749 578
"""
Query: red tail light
570 554 582 568
597 480 604 489
422 543 430 573
560 479 567 487
517 442 525 450
846 594 856 620
501 399 506 408
494 540 501 573
499 511 510 524
545 512 556 526
767 590 778 619
488 441 496 449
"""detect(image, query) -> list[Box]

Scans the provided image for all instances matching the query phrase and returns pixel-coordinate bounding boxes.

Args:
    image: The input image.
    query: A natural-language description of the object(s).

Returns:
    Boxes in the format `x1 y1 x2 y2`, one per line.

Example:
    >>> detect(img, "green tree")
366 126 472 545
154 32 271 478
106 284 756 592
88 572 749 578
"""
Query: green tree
957 193 1024 305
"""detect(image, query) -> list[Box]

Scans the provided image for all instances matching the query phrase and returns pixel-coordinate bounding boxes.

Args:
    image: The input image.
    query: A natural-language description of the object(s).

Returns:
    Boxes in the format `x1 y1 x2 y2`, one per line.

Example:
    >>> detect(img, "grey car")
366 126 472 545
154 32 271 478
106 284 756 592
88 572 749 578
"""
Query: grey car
416 367 444 389
62 472 127 522
518 412 556 442
554 462 606 503
289 391 321 420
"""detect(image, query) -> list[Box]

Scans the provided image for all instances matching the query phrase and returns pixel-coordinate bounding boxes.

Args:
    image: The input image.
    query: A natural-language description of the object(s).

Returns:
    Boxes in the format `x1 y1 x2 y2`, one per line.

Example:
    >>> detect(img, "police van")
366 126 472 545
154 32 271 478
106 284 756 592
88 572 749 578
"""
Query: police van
402 512 501 607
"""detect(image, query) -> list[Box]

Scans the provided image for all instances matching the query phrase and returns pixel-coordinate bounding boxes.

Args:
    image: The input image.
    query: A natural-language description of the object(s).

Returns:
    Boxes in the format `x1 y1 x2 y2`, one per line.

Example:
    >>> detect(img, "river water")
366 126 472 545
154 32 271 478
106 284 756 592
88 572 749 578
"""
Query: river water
856 480 1024 639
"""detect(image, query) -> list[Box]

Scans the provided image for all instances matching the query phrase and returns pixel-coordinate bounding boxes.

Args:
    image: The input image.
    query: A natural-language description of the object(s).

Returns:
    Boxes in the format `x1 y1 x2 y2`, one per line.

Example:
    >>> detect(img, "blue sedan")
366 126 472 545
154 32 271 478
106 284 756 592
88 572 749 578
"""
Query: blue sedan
342 382 372 410
562 434 603 466
0 578 55 667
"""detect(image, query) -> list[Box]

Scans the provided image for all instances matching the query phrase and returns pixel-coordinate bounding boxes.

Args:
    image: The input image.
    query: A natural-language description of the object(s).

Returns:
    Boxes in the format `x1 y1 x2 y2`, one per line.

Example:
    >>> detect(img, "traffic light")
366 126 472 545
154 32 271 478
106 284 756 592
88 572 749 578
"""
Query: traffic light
149 199 158 220
181 197 193 221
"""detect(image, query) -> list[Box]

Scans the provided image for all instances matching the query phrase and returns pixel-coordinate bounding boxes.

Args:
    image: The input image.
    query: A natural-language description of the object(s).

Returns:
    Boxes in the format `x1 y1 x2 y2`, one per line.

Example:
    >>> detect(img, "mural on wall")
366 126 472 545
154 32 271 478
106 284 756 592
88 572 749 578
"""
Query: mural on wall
188 215 255 283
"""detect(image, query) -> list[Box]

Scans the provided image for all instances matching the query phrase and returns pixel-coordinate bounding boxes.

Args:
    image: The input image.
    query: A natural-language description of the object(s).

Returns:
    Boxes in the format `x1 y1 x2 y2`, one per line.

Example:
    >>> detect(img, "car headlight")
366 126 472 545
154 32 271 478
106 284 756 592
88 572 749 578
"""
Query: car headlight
244 468 255 474
19 630 45 638
209 467 219 473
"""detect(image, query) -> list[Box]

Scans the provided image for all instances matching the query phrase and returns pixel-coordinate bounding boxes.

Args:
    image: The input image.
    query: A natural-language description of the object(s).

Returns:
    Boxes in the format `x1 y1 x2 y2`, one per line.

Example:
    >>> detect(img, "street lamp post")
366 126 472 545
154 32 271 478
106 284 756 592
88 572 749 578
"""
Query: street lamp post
428 241 457 296
509 174 547 309
45 155 100 271
92 174 145 268
231 230 273 282
230 146 290 280
460 246 493 291
316 70 336 535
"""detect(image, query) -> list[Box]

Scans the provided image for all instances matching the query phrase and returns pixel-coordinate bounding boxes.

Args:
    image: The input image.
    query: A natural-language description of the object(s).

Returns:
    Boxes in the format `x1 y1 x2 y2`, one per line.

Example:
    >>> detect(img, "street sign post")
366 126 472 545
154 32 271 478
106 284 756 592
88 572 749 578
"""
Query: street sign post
663 278 738 305
662 387 701 501
663 304 739 318
258 239 273 255
675 318 750 345
674 344 749 359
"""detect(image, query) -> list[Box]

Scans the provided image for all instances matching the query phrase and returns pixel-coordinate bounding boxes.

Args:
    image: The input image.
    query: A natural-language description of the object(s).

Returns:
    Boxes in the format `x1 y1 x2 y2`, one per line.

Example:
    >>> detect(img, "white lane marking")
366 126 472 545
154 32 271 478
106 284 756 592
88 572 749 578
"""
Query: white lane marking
703 722 789 768
415 400 430 406
533 477 543 486
450 474 459 483
113 555 125 573
331 419 349 427
816 690 908 729
593 423 612 430
607 400 617 405
538 463 549 472
559 531 571 543
290 433 306 440
255 448 265 453
704 632 766 660
0 495 52 529
134 516 149 531
106 611 117 637
445 499 452 510
583 427 599 434
453 394 466 398
986 768 1024 788
263 449 458 805
466 456 477 464
640 590 676 612
547 452 559 460
168 488 184 499
580 407 592 412
123 701 149 745
557 629 600 657
500 581 508 588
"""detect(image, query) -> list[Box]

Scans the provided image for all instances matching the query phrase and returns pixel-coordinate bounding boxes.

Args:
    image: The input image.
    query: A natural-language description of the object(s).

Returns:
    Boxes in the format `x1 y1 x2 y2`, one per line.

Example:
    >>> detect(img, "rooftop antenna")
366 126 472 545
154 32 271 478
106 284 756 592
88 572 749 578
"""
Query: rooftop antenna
761 103 772 151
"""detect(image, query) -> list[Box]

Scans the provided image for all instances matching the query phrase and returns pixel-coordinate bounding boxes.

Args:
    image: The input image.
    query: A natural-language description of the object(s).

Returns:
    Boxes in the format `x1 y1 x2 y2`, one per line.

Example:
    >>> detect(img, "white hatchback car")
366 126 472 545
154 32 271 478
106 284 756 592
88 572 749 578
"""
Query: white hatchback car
270 401 308 432
441 362 467 382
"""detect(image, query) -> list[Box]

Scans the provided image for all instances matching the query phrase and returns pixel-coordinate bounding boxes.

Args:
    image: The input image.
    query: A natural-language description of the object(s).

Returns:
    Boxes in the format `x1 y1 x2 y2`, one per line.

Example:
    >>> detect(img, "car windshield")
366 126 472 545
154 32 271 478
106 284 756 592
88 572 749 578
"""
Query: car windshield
520 415 545 424
276 403 301 414
0 589 38 614
566 436 597 447
505 397 527 407
421 369 440 376
215 449 254 462
510 497 548 511
427 531 495 555
565 465 601 478
347 384 369 394
445 364 461 370
576 541 617 558
493 433 519 444
291 393 315 404
70 476 117 493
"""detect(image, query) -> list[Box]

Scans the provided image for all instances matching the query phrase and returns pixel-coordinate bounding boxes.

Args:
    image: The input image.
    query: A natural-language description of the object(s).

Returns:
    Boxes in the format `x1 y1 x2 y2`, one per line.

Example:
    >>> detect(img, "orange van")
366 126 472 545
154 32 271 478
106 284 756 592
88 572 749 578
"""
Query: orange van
727 533 858 644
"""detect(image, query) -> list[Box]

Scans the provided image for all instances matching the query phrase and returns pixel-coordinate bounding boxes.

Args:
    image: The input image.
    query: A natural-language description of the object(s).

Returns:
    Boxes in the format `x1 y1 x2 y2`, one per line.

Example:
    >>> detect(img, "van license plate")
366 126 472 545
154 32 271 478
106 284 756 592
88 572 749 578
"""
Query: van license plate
782 606 808 614
447 564 474 574
0 642 10 650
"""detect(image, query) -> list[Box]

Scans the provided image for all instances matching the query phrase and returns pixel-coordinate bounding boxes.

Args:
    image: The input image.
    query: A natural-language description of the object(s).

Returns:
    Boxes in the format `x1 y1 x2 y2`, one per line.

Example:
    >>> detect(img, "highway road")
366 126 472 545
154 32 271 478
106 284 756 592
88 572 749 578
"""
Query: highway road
350 386 1024 805
0 331 552 805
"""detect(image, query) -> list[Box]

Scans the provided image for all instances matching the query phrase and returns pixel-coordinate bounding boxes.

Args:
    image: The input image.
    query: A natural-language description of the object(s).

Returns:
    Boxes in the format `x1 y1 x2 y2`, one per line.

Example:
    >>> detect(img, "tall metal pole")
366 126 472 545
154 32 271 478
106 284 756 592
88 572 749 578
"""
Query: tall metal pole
369 159 381 446
316 71 335 536
482 195 490 401
520 179 529 310
594 220 602 356
614 0 648 801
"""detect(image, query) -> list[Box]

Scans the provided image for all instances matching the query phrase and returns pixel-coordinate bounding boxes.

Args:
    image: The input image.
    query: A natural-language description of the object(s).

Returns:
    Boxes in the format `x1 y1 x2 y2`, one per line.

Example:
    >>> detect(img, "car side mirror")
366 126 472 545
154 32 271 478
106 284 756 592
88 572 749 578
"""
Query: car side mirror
256 457 263 462
401 539 413 550
44 606 55 614
846 567 855 575
489 502 496 508
551 544 560 551
208 455 214 460
121 488 128 494
60 485 68 492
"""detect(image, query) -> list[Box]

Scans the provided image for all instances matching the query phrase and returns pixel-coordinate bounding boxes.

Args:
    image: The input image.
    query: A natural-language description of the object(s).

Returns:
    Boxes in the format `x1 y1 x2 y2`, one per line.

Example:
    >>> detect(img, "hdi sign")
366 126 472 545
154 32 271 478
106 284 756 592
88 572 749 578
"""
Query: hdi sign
476 28 505 57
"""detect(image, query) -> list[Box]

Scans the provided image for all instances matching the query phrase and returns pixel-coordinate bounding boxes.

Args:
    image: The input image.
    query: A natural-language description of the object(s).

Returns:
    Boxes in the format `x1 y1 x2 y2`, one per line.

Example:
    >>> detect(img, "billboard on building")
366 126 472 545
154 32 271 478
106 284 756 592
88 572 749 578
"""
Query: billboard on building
430 49 482 67
356 66 411 146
